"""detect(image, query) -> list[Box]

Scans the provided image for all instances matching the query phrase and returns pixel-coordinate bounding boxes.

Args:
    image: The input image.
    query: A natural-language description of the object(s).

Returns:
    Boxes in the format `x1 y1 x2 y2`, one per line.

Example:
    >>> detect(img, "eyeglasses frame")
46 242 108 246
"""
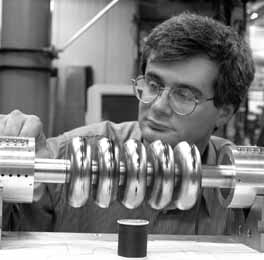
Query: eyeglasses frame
131 75 214 116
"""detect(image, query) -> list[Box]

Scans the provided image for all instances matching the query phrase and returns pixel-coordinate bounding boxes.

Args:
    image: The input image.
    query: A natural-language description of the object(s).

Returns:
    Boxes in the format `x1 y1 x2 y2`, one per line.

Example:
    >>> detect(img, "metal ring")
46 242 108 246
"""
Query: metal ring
120 139 147 209
93 137 119 208
147 140 174 210
66 137 91 208
173 141 202 210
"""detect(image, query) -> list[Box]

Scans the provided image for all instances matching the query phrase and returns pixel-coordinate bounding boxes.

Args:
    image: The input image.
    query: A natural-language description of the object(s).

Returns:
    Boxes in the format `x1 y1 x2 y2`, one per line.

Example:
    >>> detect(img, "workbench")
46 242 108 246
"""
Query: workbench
0 232 264 259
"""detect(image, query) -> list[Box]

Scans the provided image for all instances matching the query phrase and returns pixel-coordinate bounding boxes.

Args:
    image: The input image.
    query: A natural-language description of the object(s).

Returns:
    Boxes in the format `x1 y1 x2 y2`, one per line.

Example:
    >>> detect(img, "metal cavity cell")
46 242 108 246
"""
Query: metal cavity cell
216 145 262 208
173 141 202 210
93 137 120 208
0 136 35 202
66 137 91 208
147 140 174 210
120 139 147 209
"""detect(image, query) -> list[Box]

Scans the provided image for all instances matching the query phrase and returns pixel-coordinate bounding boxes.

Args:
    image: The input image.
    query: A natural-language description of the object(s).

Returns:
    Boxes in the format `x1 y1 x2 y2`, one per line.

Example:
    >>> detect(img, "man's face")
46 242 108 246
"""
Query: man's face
138 56 231 153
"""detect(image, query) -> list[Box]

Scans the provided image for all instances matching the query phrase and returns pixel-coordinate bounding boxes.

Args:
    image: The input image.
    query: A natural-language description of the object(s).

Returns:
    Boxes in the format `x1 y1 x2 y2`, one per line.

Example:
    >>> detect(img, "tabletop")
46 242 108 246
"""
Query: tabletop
0 232 263 260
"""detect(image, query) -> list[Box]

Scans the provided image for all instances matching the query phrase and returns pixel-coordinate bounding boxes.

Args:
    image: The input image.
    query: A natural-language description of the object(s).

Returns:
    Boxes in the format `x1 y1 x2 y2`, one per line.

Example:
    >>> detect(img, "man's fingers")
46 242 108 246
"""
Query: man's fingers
19 115 43 138
20 115 51 158
1 110 26 136
0 116 7 134
0 110 51 159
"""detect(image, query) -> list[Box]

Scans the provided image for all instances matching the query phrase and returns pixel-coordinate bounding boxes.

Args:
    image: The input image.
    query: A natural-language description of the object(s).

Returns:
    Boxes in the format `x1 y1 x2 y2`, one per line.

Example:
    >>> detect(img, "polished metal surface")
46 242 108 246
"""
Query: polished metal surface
0 136 35 202
93 137 119 208
66 137 91 208
147 140 174 210
173 142 201 210
202 165 235 188
216 145 260 208
121 139 147 209
34 158 70 183
3 135 264 211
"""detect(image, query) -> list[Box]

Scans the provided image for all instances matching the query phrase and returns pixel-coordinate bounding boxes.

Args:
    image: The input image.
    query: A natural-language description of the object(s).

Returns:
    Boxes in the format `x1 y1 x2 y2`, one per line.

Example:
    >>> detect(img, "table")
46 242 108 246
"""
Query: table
0 232 264 259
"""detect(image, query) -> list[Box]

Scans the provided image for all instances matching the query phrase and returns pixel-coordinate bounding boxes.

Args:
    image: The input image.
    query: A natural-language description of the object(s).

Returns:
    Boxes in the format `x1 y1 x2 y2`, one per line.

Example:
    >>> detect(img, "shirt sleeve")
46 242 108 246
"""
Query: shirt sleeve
3 184 56 231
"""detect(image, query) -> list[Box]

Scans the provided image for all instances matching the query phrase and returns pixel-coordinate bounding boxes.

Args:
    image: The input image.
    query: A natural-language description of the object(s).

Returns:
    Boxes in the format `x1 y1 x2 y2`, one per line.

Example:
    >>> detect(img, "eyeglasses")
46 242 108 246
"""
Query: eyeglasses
131 75 214 116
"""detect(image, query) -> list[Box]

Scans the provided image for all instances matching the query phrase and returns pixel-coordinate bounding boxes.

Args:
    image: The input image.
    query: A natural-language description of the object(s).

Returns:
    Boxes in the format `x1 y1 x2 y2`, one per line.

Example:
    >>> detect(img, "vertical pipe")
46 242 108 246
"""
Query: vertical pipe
0 0 52 135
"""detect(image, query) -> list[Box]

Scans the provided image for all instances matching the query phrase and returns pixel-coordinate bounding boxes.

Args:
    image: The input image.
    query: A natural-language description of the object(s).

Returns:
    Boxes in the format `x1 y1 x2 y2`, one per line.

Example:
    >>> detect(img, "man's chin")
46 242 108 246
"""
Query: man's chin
140 122 182 145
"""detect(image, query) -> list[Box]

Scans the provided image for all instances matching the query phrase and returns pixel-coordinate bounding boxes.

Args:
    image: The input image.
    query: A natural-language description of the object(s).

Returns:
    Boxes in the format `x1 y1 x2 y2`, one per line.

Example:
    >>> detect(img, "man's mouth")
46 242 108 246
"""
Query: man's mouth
146 119 170 132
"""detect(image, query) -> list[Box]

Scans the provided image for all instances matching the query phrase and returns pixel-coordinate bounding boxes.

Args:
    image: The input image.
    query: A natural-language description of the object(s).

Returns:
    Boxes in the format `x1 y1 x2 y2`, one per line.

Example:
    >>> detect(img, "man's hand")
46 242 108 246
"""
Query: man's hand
0 110 51 201
0 109 51 158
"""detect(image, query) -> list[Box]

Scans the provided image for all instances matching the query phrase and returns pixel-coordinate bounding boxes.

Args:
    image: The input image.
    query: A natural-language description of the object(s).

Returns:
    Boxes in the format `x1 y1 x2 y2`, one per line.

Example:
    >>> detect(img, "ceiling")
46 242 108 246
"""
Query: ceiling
138 0 264 26
138 0 216 22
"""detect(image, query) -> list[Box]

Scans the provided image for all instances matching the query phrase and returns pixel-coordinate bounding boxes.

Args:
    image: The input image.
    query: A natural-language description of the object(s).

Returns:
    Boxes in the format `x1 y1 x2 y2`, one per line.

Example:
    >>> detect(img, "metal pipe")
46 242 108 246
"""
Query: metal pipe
58 0 121 52
202 165 235 188
34 158 70 183
91 160 154 186
90 160 236 188
202 165 264 189
32 156 264 190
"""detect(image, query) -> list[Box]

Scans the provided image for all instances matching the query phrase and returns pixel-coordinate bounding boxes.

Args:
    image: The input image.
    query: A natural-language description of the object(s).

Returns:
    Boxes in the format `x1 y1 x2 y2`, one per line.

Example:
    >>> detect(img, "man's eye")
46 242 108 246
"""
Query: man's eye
175 88 195 100
146 80 160 90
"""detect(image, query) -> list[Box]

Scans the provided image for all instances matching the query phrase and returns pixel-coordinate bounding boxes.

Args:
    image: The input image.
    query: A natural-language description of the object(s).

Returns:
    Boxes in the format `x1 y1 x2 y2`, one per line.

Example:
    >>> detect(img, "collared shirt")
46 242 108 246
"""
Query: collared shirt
3 121 243 235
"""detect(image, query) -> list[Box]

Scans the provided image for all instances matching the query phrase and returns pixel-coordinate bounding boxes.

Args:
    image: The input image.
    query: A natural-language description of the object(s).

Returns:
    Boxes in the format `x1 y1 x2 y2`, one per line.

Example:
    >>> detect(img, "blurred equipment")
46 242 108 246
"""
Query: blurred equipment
0 0 121 136
1 136 264 250
54 66 93 136
85 84 138 124
0 0 54 135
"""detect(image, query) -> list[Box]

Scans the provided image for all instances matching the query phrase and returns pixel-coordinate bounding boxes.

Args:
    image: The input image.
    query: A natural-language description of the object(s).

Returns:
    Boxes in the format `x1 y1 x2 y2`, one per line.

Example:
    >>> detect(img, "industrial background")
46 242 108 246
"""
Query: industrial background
0 0 263 145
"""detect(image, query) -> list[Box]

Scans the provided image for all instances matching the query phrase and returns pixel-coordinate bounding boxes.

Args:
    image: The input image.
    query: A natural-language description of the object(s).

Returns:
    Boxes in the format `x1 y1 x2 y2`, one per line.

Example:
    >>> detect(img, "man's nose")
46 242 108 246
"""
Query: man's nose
150 89 172 115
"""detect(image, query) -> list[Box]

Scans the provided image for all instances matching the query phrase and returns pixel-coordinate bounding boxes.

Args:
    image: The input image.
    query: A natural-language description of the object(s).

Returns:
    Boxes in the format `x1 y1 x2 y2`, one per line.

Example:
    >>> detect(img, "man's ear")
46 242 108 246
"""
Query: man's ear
215 104 235 129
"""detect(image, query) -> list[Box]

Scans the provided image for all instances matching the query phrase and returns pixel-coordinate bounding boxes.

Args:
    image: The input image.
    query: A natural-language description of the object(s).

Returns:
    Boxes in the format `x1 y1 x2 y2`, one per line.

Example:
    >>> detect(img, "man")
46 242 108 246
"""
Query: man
1 13 255 234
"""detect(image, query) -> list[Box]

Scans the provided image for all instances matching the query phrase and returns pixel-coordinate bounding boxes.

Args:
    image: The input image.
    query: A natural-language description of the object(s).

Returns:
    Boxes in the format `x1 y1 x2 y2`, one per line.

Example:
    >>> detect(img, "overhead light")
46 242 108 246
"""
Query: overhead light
50 0 55 13
250 12 259 20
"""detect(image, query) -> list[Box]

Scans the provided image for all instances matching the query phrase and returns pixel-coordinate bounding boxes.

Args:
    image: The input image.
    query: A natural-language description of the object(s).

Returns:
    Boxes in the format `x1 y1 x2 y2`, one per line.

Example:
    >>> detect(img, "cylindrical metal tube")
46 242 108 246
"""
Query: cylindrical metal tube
90 159 264 190
202 164 264 189
232 167 264 188
202 165 235 188
33 156 264 191
0 136 35 202
34 158 70 183
91 160 154 186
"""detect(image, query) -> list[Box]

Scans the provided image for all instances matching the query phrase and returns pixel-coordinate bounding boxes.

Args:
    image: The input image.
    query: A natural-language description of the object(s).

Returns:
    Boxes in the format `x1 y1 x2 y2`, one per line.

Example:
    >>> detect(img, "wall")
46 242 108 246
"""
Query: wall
52 0 138 84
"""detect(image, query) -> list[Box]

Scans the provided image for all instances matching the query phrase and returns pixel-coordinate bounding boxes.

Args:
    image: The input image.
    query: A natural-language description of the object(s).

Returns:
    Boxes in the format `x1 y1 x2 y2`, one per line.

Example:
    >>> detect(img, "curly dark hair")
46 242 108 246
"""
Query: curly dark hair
141 13 255 111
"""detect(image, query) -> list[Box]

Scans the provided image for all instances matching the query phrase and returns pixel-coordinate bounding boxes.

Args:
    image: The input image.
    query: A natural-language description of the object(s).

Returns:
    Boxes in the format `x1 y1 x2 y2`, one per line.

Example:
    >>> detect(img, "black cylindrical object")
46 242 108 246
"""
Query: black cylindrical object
117 219 149 258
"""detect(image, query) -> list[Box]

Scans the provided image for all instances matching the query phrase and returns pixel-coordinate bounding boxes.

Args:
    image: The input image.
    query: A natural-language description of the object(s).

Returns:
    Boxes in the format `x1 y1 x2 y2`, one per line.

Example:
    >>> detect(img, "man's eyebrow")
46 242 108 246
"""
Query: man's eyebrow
173 83 203 97
146 71 203 97
145 72 164 84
